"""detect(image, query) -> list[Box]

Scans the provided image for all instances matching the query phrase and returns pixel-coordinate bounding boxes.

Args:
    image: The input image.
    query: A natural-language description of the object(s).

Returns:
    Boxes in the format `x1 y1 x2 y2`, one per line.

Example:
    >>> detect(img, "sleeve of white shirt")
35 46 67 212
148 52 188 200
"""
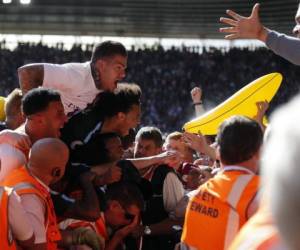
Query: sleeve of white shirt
163 172 185 214
43 63 77 92
0 144 27 182
21 194 47 244
8 191 34 241
247 192 260 219
173 189 198 219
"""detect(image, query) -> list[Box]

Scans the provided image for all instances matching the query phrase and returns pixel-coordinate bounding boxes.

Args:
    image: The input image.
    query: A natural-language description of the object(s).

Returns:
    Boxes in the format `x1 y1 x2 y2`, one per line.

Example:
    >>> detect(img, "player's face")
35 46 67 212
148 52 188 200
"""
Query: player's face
42 101 67 138
98 55 127 91
120 105 141 136
114 104 141 137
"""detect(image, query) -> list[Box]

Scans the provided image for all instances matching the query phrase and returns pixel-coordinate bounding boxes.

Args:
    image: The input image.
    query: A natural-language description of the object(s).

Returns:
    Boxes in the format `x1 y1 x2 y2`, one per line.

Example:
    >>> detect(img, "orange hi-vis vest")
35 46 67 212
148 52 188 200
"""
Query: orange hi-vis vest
61 213 109 242
229 194 285 250
181 166 259 250
1 166 61 250
0 186 16 250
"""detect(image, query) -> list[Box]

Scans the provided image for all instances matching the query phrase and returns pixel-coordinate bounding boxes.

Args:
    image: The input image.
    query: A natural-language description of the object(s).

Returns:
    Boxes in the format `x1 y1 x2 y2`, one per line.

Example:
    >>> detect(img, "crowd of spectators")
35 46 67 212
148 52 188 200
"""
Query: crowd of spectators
1 41 300 132
1 38 300 250
2 3 300 249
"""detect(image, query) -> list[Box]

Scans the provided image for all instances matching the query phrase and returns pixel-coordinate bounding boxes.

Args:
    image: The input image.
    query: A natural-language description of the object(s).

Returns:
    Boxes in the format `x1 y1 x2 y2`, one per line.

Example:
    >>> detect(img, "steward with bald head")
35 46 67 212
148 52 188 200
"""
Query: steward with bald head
1 138 69 250
28 138 69 186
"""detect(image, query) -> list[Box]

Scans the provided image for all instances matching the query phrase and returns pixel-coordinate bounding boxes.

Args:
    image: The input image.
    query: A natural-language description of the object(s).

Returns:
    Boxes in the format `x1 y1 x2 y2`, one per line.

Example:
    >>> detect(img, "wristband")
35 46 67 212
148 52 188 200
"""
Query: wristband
144 225 152 235
193 101 203 106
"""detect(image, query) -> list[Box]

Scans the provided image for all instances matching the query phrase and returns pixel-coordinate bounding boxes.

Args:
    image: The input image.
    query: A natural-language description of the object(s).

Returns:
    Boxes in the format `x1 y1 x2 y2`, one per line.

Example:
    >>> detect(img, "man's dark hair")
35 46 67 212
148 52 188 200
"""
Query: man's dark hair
135 126 163 148
22 88 61 116
105 182 144 211
91 41 127 62
216 115 263 165
90 83 141 118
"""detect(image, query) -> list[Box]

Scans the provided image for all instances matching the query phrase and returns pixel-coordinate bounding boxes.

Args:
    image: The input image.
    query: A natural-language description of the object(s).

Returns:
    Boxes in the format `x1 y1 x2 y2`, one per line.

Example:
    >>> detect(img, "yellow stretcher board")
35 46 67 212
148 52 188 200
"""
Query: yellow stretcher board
183 73 282 135
0 96 5 121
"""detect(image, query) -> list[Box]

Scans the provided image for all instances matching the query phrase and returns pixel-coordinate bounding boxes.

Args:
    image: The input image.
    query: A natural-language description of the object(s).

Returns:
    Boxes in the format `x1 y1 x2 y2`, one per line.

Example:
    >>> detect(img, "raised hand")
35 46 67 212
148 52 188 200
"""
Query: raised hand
183 132 207 153
253 100 269 131
219 3 268 42
183 132 216 160
191 87 202 104
255 100 269 120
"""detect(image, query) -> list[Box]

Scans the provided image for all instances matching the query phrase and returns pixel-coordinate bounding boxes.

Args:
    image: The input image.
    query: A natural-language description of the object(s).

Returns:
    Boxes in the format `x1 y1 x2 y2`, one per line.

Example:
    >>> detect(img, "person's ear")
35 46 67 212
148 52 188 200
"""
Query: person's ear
32 113 46 125
117 112 126 122
51 168 61 178
216 145 221 161
107 200 121 211
96 59 106 73
253 149 261 164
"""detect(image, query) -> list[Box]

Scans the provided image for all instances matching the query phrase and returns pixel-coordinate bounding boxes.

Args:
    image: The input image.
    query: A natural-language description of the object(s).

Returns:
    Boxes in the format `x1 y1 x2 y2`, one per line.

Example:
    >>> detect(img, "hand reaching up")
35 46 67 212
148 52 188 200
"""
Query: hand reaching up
191 87 202 104
219 3 268 42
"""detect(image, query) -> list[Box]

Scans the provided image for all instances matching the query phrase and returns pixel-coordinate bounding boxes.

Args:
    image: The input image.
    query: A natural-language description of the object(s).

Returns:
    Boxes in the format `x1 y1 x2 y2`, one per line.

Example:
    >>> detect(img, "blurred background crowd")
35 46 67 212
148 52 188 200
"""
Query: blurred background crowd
1 41 299 133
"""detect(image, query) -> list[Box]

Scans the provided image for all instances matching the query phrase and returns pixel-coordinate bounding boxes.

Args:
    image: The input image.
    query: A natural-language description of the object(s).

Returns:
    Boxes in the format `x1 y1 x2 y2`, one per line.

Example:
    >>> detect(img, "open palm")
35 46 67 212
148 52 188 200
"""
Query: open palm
219 3 264 40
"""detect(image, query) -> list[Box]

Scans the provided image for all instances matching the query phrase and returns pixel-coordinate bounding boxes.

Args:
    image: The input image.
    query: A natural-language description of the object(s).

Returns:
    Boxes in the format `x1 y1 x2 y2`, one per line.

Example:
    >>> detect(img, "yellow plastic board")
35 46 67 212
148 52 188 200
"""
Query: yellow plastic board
0 96 5 121
183 73 282 135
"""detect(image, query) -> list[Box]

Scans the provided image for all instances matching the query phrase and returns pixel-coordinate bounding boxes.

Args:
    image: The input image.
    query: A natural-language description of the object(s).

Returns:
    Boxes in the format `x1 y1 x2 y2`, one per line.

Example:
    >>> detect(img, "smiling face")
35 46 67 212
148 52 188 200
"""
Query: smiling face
96 55 127 91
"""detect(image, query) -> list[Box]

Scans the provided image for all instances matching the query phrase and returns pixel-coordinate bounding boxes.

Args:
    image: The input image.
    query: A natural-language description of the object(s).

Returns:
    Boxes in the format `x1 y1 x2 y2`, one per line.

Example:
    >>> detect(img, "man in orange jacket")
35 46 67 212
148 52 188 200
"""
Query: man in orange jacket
180 115 263 250
0 184 36 250
229 96 300 250
1 138 69 250
228 196 285 250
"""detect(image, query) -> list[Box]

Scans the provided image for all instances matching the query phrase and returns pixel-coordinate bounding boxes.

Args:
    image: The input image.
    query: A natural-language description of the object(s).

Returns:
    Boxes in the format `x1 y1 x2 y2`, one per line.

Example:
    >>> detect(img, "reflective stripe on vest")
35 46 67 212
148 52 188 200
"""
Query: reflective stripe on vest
95 214 109 241
0 186 4 200
62 213 109 242
181 169 259 250
13 182 37 192
229 196 286 250
224 174 254 249
0 186 16 250
222 166 255 175
1 167 61 250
